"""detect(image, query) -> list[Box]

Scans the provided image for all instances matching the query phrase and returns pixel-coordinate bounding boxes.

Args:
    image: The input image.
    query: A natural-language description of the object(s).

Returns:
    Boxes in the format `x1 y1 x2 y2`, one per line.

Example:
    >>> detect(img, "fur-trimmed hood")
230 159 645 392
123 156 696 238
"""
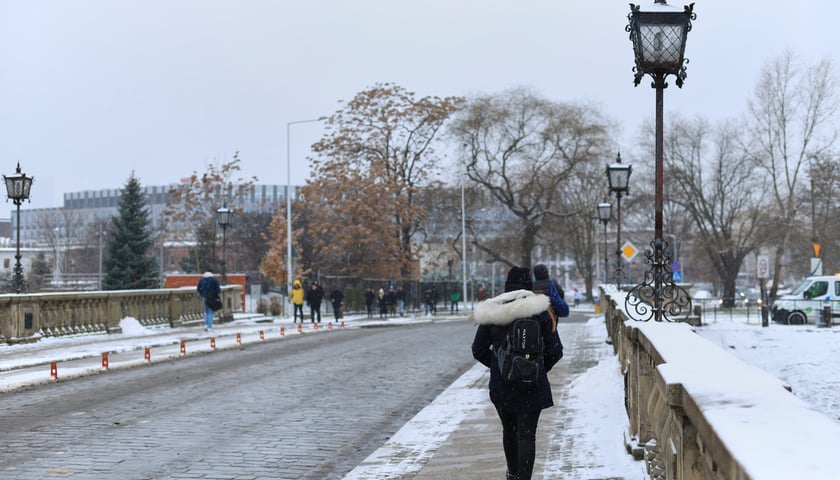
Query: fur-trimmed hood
474 290 549 326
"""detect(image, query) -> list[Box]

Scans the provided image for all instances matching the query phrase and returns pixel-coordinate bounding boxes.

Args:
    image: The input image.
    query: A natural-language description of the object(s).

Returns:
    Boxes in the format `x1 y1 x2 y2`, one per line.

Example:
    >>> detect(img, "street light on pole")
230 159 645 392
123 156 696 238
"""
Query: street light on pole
606 153 631 289
626 0 694 322
597 202 612 284
286 116 326 306
3 162 34 294
216 203 233 285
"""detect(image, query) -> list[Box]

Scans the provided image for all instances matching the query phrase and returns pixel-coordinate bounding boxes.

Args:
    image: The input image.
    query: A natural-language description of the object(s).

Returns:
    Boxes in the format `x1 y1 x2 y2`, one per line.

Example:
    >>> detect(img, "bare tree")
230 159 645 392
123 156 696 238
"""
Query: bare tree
745 51 838 297
655 115 765 306
449 87 613 270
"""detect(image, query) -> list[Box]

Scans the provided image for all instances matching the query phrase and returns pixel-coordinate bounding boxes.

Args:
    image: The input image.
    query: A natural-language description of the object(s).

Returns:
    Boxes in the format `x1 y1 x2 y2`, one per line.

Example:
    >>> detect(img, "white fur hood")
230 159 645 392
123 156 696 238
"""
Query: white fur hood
474 290 549 326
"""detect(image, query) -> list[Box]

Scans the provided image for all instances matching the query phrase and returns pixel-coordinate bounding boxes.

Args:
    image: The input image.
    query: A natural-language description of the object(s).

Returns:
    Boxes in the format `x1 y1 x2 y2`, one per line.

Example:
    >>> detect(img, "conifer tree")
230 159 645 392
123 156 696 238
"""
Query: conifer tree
102 173 159 290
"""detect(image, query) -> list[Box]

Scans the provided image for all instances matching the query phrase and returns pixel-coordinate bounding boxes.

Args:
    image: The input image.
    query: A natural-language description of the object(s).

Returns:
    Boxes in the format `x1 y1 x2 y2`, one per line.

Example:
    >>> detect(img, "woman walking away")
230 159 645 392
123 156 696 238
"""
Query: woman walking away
471 266 564 480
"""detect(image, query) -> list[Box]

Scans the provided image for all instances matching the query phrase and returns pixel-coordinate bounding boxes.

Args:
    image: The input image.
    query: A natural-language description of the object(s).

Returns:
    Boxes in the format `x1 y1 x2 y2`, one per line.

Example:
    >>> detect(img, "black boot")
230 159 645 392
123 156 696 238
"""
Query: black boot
506 472 519 480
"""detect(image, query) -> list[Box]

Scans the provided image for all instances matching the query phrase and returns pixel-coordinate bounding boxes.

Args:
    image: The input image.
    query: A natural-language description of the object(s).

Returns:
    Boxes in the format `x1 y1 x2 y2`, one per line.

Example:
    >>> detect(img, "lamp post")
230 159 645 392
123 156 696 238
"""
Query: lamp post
216 203 233 285
286 116 326 305
606 153 631 289
3 163 34 294
597 202 613 284
626 0 695 321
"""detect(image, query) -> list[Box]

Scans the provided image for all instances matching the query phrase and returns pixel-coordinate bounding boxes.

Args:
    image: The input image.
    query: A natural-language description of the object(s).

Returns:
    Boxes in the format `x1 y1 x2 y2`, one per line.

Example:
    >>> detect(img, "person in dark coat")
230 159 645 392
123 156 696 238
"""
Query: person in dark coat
329 287 343 322
364 287 375 318
471 266 564 480
532 264 569 319
306 280 324 323
196 272 221 332
377 288 387 318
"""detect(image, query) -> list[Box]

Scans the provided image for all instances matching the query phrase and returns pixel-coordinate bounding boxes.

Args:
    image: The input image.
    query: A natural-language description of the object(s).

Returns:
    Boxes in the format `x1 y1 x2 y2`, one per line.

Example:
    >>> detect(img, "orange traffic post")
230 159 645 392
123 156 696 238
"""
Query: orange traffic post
236 333 242 345
328 322 333 331
210 337 216 350
101 352 109 370
180 340 186 356
314 322 319 331
50 361 58 379
259 330 265 341
297 324 302 334
280 326 285 336
340 320 345 329
144 346 151 363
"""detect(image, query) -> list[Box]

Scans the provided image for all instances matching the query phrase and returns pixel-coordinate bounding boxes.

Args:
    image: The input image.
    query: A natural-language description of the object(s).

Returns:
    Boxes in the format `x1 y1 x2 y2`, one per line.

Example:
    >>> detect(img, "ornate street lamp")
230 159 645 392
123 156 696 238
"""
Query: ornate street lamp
597 202 613 284
3 163 34 294
626 0 694 321
216 203 233 285
606 153 631 288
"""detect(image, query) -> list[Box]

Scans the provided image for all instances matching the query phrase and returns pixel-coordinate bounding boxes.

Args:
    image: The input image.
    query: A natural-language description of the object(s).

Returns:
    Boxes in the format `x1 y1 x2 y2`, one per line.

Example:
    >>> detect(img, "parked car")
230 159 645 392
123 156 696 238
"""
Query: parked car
771 275 840 325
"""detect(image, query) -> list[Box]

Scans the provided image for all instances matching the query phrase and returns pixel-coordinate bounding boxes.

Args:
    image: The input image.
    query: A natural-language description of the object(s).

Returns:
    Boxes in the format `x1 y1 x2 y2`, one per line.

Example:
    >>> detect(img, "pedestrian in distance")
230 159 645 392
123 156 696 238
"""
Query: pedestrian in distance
196 272 221 332
396 285 406 316
378 288 387 318
532 264 569 320
365 287 375 318
573 287 581 308
386 287 397 316
329 287 343 322
471 266 564 480
290 279 305 323
306 280 324 323
450 290 460 313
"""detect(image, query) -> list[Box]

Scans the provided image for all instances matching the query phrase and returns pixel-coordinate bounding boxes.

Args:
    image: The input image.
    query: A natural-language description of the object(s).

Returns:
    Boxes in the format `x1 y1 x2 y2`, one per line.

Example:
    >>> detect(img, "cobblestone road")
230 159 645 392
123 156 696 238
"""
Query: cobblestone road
0 320 476 480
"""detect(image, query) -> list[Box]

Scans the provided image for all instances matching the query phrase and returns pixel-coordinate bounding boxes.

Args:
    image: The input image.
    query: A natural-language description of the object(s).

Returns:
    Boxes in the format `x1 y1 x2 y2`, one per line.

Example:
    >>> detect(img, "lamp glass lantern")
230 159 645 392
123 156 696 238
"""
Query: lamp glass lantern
628 1 693 86
216 206 233 227
597 202 613 223
4 164 34 204
606 159 631 194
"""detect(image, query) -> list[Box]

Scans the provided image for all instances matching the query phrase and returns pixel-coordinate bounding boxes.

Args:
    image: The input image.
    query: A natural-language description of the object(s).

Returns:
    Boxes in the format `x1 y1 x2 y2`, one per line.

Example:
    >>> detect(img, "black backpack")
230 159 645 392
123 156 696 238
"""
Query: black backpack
497 316 544 390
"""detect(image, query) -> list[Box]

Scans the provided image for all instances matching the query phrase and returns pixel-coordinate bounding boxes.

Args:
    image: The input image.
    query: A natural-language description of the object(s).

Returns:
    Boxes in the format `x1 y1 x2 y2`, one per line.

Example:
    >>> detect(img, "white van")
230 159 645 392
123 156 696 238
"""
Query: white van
771 275 840 325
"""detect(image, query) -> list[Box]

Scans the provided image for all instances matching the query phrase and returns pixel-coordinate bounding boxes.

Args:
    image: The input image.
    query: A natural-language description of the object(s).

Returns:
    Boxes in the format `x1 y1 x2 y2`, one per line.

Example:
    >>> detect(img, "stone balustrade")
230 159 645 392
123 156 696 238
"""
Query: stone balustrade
601 287 840 479
0 286 242 344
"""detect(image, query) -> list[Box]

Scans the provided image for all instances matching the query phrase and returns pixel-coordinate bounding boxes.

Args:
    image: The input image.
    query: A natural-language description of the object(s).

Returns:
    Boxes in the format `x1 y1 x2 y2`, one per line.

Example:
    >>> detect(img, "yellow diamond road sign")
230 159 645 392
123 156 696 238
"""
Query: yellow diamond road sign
621 241 638 262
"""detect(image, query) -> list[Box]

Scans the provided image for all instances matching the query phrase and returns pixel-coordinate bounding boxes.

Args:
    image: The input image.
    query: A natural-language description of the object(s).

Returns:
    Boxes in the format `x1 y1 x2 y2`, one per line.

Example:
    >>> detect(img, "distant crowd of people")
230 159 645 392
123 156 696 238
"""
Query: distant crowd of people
280 265 584 324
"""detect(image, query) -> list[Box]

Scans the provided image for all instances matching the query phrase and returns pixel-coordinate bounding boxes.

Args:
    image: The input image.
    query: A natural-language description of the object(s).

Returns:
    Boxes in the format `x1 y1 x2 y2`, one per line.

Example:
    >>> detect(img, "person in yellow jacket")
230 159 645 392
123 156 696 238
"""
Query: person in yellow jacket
291 279 305 323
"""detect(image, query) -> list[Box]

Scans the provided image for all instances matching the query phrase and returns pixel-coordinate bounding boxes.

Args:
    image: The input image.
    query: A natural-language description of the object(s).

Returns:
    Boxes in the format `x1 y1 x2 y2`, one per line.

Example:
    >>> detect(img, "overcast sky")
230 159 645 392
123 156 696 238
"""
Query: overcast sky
0 1 836 212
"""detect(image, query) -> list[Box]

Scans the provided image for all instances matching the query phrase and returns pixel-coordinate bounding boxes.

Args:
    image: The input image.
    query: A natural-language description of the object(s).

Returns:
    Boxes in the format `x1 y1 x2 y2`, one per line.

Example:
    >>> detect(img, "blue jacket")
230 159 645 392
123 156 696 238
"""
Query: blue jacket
471 290 564 412
197 276 220 299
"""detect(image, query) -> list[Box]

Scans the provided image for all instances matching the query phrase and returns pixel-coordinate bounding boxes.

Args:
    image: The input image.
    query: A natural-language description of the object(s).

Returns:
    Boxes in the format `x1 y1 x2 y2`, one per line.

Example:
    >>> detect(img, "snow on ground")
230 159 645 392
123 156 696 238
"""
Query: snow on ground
695 312 840 423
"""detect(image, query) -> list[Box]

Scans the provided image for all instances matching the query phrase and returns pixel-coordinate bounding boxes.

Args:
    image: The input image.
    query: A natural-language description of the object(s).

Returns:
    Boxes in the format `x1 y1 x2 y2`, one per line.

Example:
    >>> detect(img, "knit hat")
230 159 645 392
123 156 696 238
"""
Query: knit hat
504 266 532 292
533 264 549 280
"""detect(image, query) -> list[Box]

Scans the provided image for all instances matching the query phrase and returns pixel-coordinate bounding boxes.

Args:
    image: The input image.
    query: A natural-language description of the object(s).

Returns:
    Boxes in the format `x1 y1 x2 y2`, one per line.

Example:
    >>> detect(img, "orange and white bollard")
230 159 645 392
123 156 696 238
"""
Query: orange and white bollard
210 337 216 350
297 324 302 334
280 326 285 336
144 347 151 364
328 322 333 331
236 333 242 345
101 352 109 370
50 361 58 379
180 340 186 356
259 330 265 341
340 320 345 329
314 322 319 331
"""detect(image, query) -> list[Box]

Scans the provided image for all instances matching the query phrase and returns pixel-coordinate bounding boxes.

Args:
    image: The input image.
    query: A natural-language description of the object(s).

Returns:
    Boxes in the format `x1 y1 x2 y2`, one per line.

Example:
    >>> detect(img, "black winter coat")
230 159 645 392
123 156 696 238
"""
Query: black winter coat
471 290 563 412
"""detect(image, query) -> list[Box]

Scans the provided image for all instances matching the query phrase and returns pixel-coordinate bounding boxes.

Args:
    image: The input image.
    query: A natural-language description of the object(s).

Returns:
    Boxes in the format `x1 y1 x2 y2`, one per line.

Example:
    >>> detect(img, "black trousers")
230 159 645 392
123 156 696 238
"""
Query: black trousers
496 408 541 480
